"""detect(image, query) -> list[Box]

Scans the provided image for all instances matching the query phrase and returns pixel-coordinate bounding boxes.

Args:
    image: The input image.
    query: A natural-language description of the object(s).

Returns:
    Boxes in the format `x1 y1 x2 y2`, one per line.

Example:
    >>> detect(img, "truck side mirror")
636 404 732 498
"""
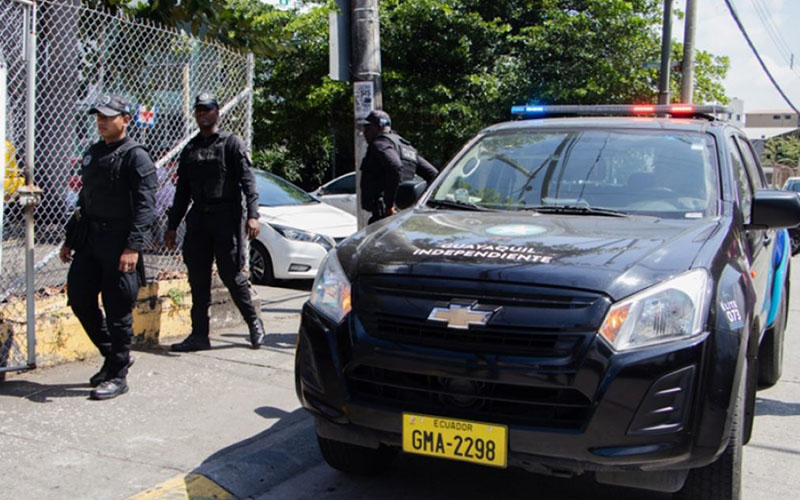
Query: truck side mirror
396 179 428 210
749 189 800 229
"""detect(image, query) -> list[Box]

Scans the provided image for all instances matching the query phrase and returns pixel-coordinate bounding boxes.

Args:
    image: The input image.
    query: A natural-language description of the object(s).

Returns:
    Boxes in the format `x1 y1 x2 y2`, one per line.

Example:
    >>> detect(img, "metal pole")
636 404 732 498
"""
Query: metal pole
681 0 697 103
183 63 191 135
245 52 254 151
352 0 382 230
0 53 6 271
23 1 37 367
658 0 673 105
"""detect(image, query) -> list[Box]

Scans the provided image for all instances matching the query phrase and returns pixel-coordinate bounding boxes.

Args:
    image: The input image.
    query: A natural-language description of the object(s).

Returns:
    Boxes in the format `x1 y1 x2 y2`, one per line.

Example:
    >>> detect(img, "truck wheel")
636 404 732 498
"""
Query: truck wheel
758 283 787 389
316 434 397 475
674 368 744 500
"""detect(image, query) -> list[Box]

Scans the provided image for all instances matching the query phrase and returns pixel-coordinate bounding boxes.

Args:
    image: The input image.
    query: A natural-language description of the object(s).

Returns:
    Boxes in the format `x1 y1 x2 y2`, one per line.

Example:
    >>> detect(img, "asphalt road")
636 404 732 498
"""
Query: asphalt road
1 265 799 500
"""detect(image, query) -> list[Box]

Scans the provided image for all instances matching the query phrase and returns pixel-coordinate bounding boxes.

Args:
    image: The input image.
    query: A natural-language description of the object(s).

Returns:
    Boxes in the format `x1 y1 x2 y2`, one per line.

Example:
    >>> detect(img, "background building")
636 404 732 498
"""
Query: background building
746 109 800 128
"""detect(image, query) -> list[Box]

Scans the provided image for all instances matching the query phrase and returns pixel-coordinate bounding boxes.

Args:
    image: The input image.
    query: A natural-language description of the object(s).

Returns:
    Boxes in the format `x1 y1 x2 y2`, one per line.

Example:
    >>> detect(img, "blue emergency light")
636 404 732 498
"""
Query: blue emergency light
510 104 732 120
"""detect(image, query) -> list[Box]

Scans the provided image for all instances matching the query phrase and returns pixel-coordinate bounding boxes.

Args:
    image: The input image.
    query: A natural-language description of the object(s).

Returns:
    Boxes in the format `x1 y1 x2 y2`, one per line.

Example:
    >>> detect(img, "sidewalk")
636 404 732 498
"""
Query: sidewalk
0 283 314 500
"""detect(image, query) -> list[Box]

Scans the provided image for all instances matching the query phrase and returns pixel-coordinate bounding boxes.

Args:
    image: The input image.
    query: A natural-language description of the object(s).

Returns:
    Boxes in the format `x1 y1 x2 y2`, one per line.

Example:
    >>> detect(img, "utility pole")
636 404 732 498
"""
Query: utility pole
681 0 697 103
351 0 382 230
658 0 673 105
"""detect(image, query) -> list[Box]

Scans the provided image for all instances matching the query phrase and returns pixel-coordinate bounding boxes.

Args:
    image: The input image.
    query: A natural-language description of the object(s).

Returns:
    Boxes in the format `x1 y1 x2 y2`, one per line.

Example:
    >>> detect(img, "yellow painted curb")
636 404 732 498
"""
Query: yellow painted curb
0 279 194 368
126 473 235 500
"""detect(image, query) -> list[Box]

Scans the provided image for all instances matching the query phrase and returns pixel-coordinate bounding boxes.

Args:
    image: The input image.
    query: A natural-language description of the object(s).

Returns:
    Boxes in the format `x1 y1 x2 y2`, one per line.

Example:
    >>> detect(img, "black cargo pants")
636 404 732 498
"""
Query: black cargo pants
183 209 259 338
67 225 140 379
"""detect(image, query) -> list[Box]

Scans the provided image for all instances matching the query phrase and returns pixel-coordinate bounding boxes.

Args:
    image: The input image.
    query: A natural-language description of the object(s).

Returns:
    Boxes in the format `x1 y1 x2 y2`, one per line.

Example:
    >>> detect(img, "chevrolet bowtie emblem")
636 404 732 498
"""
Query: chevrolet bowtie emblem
427 302 500 330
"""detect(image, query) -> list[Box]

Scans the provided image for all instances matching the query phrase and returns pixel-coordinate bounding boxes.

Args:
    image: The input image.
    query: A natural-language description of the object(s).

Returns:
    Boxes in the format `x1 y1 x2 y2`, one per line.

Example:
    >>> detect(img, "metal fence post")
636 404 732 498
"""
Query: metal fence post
245 52 254 151
23 0 37 368
1 52 6 271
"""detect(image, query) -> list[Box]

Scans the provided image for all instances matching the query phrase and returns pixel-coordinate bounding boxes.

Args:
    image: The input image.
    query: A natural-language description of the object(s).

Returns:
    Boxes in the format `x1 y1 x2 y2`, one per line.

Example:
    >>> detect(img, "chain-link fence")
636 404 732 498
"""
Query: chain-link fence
1 0 253 376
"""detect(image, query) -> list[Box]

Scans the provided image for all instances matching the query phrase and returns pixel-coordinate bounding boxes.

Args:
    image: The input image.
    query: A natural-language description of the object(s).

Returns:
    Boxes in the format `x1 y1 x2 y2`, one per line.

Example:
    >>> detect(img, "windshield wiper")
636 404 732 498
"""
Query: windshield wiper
427 199 492 211
521 205 628 217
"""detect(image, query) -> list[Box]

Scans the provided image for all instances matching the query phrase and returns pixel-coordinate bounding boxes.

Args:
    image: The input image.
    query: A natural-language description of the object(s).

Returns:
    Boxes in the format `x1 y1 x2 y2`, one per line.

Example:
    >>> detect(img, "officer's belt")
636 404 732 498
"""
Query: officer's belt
86 218 129 232
192 201 240 213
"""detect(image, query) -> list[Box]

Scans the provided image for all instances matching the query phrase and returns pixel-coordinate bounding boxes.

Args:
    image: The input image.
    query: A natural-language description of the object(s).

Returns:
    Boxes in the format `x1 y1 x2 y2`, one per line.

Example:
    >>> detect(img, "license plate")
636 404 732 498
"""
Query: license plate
402 413 507 468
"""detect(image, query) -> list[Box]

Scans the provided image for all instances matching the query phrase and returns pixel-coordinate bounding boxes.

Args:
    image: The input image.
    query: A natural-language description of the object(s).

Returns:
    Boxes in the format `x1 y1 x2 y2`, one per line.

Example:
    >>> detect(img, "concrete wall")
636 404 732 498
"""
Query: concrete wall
0 278 257 368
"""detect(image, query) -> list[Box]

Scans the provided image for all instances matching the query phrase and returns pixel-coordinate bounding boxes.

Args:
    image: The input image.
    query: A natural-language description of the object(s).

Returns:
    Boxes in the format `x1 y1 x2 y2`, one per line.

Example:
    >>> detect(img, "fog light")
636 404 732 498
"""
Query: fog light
289 264 311 272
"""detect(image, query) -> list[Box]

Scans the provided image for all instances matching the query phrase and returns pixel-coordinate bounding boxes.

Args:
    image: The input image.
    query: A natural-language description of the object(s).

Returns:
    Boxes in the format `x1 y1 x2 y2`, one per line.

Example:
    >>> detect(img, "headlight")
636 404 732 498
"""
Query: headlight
270 223 333 251
599 269 709 351
309 250 351 324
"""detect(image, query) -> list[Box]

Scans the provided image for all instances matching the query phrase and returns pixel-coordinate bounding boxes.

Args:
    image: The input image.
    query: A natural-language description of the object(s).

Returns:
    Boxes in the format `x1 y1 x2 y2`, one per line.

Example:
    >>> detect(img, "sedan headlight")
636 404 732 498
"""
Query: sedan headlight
309 250 351 324
599 269 709 351
270 223 333 251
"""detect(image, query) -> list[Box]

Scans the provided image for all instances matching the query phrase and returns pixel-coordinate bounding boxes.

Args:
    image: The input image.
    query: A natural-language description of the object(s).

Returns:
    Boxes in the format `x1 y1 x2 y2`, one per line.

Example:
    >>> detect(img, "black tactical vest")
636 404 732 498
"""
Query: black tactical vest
81 139 144 220
382 132 420 182
184 132 240 205
360 132 421 211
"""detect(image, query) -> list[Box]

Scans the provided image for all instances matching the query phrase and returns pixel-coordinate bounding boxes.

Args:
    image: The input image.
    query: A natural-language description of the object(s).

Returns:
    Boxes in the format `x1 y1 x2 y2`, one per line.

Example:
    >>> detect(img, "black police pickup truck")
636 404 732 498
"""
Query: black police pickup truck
295 104 800 499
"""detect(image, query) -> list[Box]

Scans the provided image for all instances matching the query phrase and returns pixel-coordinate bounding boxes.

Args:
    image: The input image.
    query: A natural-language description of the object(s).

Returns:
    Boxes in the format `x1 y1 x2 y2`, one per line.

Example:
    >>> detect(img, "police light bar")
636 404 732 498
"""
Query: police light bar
510 104 732 120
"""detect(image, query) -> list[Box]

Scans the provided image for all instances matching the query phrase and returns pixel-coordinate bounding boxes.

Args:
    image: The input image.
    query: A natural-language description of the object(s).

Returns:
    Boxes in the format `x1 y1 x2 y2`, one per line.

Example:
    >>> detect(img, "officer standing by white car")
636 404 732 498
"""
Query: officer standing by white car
165 92 265 351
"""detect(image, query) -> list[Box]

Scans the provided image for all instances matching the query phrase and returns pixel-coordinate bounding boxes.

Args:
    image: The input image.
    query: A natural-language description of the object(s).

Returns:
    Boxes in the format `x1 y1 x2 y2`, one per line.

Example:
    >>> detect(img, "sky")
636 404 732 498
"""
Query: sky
677 0 800 112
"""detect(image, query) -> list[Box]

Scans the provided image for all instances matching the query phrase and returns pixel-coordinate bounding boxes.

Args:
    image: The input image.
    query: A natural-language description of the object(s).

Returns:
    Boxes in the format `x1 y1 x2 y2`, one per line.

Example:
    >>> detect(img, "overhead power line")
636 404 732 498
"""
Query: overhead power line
724 0 799 114
749 0 800 80
751 0 793 63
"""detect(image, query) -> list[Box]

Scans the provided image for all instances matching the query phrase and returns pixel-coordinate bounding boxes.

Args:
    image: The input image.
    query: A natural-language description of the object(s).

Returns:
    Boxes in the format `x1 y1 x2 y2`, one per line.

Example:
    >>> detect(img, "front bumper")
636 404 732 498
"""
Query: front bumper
296 300 733 475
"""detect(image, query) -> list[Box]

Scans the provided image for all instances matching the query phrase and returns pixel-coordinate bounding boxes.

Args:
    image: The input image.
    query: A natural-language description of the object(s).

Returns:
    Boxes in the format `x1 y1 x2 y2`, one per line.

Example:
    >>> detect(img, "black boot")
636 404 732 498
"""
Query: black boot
89 358 112 387
171 334 211 352
90 378 128 400
248 318 265 349
90 356 135 387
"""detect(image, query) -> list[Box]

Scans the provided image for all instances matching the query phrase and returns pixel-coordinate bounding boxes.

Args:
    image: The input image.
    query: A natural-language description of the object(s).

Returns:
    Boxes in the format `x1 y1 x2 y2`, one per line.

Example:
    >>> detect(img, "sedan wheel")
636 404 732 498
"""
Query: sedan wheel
249 241 275 285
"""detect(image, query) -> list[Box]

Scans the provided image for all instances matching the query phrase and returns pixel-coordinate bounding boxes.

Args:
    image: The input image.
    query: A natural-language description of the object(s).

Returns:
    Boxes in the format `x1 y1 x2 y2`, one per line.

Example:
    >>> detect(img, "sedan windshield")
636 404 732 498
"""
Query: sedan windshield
431 129 720 219
255 170 318 207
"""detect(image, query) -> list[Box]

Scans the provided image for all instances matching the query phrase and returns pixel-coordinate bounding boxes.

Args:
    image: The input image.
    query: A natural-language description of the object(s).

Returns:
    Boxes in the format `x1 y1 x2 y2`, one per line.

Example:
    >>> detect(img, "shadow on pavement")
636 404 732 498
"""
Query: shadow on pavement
183 404 672 500
755 396 800 416
184 406 318 499
261 332 297 350
0 379 92 402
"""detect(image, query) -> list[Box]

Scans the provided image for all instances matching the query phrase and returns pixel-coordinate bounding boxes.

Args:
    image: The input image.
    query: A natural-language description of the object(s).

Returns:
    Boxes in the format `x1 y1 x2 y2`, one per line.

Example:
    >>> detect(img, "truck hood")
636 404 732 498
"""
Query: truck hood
340 210 719 300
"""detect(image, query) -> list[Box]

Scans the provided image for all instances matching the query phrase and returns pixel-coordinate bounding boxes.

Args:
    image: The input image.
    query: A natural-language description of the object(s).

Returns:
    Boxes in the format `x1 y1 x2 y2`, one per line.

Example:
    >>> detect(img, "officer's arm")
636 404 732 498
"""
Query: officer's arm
375 140 403 209
416 155 439 184
127 149 158 252
231 136 259 221
167 152 191 231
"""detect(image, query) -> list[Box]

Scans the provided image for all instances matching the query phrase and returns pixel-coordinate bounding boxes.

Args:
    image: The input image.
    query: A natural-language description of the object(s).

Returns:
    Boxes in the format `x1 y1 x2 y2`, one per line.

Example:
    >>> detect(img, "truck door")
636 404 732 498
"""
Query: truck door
728 134 772 330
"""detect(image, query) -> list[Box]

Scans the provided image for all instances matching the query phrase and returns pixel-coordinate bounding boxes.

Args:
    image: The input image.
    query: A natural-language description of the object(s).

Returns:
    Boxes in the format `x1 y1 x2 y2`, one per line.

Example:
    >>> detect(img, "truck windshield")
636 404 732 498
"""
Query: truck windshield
431 129 719 219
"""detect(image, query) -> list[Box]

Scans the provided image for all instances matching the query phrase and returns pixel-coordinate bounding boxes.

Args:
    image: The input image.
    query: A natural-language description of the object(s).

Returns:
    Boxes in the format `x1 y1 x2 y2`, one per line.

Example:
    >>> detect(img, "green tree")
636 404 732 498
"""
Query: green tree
763 135 800 167
249 3 352 186
87 0 284 57
85 0 730 189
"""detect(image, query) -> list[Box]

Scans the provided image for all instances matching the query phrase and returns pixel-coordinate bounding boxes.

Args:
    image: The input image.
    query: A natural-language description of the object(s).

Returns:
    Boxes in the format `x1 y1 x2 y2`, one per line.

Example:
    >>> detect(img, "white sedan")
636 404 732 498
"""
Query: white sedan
310 172 358 215
249 171 357 284
311 171 426 216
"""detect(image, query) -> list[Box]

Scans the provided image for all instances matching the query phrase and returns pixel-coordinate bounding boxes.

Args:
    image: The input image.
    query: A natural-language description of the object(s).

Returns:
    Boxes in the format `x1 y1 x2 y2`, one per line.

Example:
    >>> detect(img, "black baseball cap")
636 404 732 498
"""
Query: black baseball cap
194 92 219 109
364 109 391 127
88 94 132 117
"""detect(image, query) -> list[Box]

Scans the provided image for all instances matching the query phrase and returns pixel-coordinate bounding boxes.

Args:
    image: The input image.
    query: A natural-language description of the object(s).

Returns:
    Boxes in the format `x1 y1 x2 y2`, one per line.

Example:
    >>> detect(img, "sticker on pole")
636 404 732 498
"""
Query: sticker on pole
135 104 158 128
354 81 374 120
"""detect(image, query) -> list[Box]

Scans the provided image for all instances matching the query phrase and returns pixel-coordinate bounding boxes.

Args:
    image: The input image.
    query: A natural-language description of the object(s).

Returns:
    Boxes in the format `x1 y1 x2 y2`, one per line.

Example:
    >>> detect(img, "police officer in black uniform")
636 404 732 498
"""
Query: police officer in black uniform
59 94 157 400
359 110 438 224
165 92 266 351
